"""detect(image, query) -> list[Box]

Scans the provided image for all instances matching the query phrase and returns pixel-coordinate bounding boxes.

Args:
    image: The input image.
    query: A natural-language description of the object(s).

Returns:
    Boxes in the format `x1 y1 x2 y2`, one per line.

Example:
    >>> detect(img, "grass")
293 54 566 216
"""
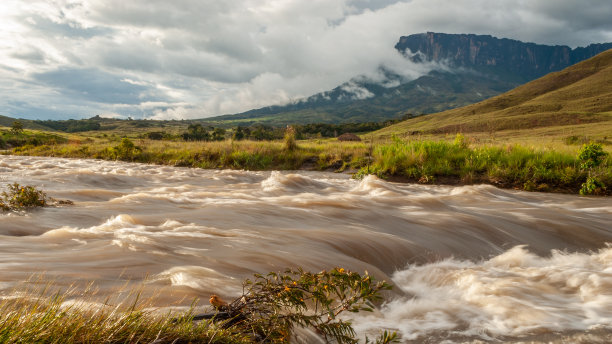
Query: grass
0 269 396 344
0 128 68 150
0 280 249 344
7 136 369 172
356 137 611 194
5 133 610 195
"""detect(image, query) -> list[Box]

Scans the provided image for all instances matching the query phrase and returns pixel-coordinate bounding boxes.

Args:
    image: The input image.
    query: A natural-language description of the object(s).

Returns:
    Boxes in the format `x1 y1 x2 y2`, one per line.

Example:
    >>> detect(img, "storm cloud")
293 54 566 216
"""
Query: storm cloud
1 0 611 120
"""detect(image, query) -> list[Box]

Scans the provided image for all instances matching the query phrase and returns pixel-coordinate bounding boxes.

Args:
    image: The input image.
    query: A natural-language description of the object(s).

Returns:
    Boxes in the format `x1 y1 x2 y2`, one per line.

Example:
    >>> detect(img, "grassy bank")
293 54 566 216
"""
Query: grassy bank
358 136 610 194
4 133 610 195
0 269 396 344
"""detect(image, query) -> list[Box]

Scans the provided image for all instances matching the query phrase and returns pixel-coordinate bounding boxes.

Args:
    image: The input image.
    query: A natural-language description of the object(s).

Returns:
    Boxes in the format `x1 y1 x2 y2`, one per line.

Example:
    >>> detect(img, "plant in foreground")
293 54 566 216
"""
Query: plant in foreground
217 267 396 343
0 269 397 343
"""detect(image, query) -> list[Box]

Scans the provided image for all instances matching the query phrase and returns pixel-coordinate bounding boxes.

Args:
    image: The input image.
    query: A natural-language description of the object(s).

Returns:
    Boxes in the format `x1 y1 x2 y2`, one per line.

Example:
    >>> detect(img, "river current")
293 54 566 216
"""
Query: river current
1 155 611 343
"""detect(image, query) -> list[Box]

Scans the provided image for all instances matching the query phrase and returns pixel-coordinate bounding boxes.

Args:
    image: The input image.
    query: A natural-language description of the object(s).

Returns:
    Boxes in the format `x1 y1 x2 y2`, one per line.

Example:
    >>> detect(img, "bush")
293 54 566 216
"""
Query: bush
110 138 142 161
580 176 607 195
284 126 297 151
0 183 48 211
577 143 607 169
221 267 394 343
11 121 23 134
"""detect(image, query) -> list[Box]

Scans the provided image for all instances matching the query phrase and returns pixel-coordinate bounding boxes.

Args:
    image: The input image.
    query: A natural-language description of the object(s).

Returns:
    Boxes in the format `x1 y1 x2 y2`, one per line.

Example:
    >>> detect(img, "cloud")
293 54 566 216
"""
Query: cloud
0 0 611 120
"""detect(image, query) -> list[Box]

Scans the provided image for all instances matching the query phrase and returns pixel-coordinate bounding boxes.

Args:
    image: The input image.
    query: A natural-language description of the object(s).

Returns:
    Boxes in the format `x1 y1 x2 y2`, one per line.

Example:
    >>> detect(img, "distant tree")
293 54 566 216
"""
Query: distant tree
212 127 226 141
233 126 245 141
183 124 210 141
11 121 23 134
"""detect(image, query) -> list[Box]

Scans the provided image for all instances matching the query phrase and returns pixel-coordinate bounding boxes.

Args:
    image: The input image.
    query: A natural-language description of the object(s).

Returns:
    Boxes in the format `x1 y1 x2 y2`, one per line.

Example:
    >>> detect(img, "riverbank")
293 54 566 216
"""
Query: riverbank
3 136 610 195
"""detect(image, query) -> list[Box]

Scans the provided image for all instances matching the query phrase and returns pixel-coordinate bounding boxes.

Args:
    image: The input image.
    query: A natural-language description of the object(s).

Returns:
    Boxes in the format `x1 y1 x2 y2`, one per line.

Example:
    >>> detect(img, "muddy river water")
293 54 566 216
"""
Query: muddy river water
1 155 611 343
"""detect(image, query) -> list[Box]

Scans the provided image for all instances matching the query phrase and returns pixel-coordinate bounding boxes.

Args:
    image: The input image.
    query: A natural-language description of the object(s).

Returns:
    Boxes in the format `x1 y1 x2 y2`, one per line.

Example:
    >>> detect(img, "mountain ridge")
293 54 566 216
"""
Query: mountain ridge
207 33 612 125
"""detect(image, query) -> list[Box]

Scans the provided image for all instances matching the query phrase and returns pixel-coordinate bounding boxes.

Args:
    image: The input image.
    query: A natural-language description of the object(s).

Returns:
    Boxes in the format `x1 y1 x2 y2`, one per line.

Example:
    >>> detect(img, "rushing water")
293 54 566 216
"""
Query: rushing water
1 155 611 343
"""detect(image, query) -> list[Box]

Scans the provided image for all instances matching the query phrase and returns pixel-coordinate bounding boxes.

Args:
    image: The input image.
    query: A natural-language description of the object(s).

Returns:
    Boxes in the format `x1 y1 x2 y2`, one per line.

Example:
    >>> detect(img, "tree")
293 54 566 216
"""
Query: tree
212 127 226 141
11 121 23 134
233 126 245 141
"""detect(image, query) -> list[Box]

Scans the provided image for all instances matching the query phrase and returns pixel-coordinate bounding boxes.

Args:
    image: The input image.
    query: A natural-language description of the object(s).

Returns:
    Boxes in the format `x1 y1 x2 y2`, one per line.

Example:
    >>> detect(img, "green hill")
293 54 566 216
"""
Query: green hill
374 49 612 141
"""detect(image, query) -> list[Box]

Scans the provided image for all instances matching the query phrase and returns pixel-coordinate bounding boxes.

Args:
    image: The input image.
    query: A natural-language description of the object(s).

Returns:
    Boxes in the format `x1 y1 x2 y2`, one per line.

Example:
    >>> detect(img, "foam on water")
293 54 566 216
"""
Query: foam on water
352 245 612 341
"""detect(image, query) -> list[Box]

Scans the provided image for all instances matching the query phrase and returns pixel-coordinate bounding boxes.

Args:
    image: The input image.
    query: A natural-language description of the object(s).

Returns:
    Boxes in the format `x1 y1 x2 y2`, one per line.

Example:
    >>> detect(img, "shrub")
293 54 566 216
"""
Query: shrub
111 138 142 161
0 183 48 211
577 143 607 169
284 126 297 151
580 176 607 195
223 267 394 343
11 121 23 134
453 132 468 148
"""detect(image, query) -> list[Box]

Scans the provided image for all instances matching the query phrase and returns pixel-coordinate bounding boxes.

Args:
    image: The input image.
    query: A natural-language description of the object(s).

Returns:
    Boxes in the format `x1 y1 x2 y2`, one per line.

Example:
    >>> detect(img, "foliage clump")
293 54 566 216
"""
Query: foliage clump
110 138 142 161
11 121 24 134
220 267 395 343
577 143 607 169
578 143 608 195
284 126 298 151
0 183 48 211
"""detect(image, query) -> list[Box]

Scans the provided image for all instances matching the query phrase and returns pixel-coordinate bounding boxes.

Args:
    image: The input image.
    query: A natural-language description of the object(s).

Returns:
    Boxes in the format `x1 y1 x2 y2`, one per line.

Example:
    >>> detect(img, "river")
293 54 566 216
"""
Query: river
0 155 611 343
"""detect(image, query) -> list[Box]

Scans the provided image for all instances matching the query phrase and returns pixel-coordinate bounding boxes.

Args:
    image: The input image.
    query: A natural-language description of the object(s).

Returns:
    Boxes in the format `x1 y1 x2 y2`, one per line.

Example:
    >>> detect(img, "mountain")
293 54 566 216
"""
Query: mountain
397 32 612 82
208 33 612 126
374 49 612 138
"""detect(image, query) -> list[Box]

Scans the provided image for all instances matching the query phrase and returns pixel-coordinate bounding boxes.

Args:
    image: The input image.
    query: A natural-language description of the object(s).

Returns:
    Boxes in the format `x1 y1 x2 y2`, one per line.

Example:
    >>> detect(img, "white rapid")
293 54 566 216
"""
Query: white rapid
1 155 611 343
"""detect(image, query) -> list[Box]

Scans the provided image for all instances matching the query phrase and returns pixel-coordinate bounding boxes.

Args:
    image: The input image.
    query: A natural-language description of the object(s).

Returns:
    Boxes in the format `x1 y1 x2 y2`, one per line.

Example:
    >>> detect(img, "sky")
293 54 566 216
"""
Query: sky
1 0 611 120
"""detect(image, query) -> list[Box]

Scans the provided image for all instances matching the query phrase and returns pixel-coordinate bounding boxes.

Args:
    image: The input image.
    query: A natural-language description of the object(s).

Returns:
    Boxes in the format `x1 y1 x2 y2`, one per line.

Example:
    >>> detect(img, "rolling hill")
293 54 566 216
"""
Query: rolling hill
373 49 612 140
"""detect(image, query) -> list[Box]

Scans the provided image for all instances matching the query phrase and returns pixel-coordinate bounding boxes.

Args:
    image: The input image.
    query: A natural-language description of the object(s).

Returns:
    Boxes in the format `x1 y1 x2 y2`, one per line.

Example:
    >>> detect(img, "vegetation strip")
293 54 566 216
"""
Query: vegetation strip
0 269 398 344
3 127 609 195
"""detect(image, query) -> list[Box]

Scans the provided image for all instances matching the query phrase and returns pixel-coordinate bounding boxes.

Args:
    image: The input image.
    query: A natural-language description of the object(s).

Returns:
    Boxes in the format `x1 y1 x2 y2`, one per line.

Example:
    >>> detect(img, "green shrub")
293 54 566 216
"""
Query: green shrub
1 183 48 211
111 138 142 161
226 267 394 343
580 176 607 195
578 143 607 169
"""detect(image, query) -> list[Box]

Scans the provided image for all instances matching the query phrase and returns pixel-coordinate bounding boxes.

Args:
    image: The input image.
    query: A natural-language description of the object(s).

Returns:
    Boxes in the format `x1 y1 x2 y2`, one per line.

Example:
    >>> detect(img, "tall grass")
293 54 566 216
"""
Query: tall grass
360 137 611 194
0 281 248 343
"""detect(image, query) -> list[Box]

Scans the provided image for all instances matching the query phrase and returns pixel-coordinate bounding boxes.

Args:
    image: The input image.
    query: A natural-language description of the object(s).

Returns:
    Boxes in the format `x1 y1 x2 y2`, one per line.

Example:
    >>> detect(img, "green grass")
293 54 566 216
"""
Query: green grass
357 137 611 194
0 128 68 150
8 137 369 172
7 134 610 195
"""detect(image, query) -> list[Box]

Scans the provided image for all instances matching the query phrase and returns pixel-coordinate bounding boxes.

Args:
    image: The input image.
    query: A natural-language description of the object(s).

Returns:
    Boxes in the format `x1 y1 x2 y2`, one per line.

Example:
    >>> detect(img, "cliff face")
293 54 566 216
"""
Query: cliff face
395 32 612 80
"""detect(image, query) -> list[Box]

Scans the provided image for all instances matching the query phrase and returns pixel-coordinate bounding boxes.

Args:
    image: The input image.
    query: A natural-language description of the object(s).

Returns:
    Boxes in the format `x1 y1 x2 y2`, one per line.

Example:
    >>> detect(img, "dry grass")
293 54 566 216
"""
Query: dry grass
0 279 248 344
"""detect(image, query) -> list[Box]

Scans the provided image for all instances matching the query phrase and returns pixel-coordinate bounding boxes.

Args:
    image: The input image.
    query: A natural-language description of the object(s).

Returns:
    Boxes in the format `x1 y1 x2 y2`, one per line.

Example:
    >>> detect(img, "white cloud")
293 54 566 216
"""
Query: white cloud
0 0 611 120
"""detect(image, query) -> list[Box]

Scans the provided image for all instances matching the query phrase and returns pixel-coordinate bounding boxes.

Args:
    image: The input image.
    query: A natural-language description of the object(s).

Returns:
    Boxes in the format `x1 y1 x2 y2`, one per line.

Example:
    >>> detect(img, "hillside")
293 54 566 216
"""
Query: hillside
374 49 612 140
207 33 612 126
0 115 58 131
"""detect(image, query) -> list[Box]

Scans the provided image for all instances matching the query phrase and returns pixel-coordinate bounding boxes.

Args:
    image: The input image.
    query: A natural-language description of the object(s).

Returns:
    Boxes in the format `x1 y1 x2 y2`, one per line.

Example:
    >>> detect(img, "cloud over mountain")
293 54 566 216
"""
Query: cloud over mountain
1 0 611 120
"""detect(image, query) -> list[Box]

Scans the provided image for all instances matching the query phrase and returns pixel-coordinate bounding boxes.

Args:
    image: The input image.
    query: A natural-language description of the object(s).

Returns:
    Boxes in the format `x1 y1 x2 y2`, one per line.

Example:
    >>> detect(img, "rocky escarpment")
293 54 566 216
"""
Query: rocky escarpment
395 32 612 81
